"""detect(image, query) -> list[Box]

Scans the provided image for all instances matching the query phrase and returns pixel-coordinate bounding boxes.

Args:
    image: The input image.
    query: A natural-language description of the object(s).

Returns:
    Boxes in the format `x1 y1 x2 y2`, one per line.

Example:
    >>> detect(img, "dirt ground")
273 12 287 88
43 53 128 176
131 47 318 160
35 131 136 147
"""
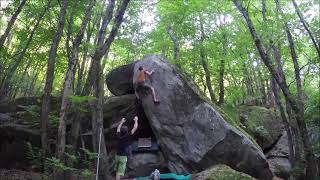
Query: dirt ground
0 169 43 180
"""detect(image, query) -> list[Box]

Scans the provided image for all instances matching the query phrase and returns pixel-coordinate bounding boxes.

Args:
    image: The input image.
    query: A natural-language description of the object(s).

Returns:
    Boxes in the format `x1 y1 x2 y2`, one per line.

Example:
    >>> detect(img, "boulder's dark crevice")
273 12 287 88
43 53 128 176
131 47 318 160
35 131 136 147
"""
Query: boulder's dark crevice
263 134 283 154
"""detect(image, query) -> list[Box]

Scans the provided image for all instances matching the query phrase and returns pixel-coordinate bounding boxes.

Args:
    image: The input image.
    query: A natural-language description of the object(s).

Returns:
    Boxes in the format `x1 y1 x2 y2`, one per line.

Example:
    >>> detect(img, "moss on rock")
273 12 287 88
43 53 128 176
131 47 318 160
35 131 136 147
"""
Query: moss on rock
239 105 283 149
192 164 257 180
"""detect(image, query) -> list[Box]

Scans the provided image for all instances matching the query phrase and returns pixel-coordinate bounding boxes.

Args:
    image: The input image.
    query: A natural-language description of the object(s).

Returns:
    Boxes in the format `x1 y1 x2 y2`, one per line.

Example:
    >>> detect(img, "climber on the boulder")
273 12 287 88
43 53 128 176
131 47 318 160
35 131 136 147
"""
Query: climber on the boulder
134 66 160 103
115 116 139 180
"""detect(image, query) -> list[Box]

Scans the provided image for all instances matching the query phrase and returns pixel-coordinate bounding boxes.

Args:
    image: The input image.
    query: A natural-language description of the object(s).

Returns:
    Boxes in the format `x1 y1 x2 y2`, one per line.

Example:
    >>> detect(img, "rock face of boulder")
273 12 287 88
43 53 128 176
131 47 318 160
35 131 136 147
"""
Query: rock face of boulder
126 152 168 177
0 124 41 169
106 63 137 96
239 106 284 150
106 55 273 180
192 164 257 180
266 132 291 179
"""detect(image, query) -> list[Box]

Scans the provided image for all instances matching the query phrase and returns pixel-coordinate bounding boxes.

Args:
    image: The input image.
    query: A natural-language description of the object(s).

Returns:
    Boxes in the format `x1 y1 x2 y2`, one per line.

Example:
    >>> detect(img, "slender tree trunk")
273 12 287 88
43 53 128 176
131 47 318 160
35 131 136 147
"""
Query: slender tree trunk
41 0 69 161
271 78 295 164
0 0 27 52
250 61 262 105
275 0 304 111
83 1 130 179
275 1 317 178
71 10 100 151
167 25 180 62
199 18 217 103
71 0 115 151
24 62 41 97
291 0 320 57
56 0 95 175
0 2 49 99
82 0 115 96
243 62 254 97
69 0 116 153
65 0 79 62
92 58 109 179
257 63 267 105
55 0 96 170
218 33 226 105
266 0 301 166
12 57 33 98
233 1 316 178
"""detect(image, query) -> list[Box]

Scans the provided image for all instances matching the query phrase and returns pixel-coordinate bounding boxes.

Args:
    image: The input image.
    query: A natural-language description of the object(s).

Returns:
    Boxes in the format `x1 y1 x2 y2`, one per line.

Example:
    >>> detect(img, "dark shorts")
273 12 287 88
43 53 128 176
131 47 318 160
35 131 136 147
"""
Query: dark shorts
135 81 151 92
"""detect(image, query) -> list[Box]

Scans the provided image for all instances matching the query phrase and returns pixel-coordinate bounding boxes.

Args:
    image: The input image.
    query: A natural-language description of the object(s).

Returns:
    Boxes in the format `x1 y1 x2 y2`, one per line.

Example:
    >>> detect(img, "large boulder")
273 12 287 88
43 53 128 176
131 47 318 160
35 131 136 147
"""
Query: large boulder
266 132 291 179
106 63 137 96
239 106 284 150
106 55 273 180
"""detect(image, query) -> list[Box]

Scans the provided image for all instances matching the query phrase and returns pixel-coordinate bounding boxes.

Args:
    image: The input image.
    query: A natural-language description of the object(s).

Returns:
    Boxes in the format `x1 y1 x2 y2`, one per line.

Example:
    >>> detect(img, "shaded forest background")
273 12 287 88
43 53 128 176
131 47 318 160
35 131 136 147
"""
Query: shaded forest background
0 0 319 179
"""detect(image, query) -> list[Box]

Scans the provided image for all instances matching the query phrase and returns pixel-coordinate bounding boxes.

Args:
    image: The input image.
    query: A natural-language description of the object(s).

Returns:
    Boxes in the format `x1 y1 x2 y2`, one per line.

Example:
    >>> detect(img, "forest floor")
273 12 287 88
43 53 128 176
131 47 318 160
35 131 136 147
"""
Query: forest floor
0 169 43 180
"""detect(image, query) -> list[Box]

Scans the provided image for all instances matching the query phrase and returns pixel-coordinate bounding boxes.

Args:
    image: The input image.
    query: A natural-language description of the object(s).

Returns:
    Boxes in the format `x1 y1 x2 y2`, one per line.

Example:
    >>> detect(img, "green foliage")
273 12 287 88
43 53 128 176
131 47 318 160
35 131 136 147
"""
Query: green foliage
239 106 280 144
247 125 269 142
79 169 95 179
18 105 40 118
69 95 96 113
304 89 320 125
215 105 262 150
49 114 60 126
289 163 305 180
80 147 98 160
46 157 76 172
25 141 43 169
44 146 97 178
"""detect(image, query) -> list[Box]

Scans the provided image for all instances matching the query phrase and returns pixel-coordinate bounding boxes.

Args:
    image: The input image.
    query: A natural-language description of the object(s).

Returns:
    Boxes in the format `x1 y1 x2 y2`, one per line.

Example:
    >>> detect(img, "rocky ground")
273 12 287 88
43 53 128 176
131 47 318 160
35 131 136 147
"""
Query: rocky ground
0 169 43 180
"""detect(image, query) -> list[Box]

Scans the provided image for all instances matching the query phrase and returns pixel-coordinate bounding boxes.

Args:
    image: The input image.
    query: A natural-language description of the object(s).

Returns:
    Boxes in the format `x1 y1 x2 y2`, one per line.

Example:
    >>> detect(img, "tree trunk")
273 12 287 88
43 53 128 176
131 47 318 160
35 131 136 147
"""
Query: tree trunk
82 0 116 96
0 0 27 52
24 63 42 97
92 59 110 179
0 2 49 100
265 0 301 166
55 0 96 170
199 17 217 103
218 33 226 105
275 0 303 111
83 1 130 179
291 0 320 57
271 78 295 164
233 0 316 178
69 0 116 153
256 63 267 105
275 1 317 178
70 0 115 151
167 25 180 62
243 62 254 97
41 0 69 161
71 10 101 150
11 58 33 98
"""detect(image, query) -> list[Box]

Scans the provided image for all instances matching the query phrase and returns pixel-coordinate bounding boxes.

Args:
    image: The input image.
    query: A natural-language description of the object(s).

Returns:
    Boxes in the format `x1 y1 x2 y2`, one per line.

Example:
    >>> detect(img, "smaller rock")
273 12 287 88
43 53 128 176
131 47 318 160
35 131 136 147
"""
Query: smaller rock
266 132 289 158
126 152 168 177
266 132 291 179
267 157 291 179
191 164 257 180
239 106 284 150
0 113 12 123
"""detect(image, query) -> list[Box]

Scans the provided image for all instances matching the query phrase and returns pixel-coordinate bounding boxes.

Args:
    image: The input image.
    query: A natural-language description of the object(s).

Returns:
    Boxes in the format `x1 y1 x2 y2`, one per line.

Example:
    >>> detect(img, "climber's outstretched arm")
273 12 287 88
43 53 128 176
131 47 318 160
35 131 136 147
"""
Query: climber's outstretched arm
117 118 126 133
131 116 139 135
145 69 154 75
